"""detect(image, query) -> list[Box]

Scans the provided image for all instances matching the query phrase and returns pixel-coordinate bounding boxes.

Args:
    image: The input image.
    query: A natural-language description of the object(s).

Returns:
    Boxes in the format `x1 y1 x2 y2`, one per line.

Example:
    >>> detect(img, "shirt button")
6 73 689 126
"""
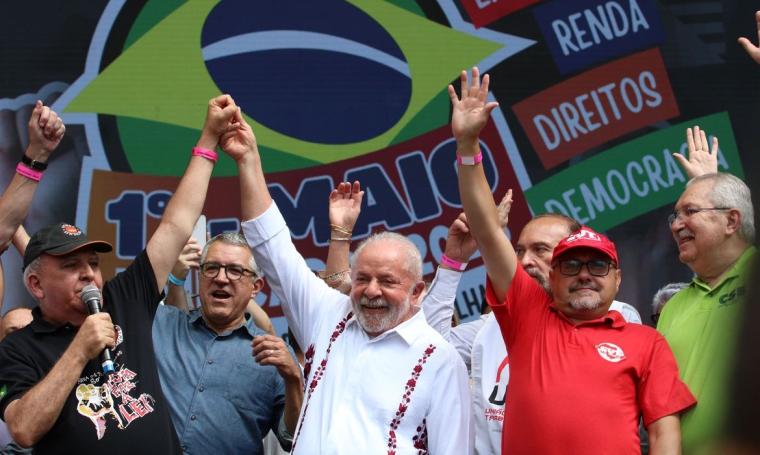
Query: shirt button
182 446 187 452
574 328 579 331
207 360 213 364
199 387 204 392
190 415 196 421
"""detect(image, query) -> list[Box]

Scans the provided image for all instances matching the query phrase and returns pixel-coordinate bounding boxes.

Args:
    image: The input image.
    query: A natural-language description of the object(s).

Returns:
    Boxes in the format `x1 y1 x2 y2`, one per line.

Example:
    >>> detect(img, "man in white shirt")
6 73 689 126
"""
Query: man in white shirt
226 108 472 454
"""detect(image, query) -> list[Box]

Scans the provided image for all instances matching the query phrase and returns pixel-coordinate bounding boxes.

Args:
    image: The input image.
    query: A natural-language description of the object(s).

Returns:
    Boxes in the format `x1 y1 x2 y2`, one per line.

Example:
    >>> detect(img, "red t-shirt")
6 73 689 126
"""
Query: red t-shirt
487 265 696 454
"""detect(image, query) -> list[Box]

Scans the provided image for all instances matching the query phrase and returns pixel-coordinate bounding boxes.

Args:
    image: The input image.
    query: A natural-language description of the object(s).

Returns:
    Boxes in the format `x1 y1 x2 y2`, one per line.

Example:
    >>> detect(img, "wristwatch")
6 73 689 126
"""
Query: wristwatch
21 154 49 171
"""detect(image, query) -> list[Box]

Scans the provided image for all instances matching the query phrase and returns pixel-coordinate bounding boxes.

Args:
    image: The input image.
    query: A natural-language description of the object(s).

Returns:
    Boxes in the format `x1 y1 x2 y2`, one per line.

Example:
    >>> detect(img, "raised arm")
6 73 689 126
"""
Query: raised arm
0 101 65 252
2 226 29 339
146 95 238 291
672 126 719 179
247 300 276 336
423 190 511 342
421 212 478 338
318 181 363 294
738 11 760 64
449 67 515 301
164 238 203 312
229 108 272 221
11 225 30 256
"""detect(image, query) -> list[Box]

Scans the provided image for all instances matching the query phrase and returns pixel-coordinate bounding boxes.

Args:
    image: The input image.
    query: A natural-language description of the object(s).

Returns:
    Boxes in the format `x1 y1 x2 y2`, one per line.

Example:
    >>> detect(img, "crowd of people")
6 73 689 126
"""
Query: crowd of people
0 11 757 455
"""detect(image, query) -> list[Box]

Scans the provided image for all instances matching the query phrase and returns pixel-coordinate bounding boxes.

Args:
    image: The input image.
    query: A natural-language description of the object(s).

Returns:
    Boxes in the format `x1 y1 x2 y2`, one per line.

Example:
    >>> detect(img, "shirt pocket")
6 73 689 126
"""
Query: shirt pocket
223 362 277 412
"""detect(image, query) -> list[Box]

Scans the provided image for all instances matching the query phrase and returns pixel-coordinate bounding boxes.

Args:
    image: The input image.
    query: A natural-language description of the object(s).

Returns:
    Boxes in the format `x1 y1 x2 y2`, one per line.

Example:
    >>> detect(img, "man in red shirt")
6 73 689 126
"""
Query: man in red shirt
450 67 696 454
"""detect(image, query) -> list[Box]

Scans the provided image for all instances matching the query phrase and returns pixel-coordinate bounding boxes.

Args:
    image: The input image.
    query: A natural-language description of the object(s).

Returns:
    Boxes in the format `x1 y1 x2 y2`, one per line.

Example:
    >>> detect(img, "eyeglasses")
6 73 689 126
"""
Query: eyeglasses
651 313 661 326
199 262 256 281
554 259 616 277
668 207 731 225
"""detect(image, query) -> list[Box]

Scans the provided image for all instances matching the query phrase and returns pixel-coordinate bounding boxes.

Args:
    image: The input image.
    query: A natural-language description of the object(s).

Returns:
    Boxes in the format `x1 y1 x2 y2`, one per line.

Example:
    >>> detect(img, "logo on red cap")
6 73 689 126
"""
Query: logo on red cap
566 229 601 243
61 224 83 236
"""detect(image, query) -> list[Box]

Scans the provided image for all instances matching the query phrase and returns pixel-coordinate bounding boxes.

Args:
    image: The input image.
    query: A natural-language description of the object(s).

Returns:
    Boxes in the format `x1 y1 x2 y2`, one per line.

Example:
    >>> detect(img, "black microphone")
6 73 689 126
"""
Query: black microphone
81 285 115 376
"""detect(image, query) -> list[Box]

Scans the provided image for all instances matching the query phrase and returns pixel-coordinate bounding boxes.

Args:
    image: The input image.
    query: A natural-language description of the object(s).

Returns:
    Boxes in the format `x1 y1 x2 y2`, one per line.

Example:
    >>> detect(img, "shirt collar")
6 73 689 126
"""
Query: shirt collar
29 306 77 333
347 306 428 345
189 309 260 337
550 303 627 329
692 245 756 291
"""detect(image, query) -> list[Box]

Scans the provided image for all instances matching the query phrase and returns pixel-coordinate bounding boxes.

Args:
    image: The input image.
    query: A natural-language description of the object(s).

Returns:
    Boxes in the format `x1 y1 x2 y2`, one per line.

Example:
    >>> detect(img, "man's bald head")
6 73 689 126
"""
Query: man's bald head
1 307 32 340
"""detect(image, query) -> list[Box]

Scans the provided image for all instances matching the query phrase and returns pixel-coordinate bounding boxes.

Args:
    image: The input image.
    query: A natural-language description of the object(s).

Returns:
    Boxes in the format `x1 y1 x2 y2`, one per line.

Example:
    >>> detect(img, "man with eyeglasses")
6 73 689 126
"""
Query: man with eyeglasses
152 232 302 455
658 138 756 453
453 67 696 454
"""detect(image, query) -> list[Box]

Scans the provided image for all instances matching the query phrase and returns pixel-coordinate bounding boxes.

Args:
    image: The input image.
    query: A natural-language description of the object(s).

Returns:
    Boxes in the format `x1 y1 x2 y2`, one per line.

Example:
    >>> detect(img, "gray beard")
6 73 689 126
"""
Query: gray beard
352 294 410 335
567 279 602 312
568 296 602 312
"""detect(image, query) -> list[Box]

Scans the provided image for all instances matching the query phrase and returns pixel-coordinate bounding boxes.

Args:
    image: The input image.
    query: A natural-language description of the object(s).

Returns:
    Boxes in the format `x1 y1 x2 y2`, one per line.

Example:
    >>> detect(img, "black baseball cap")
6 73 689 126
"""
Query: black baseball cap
23 223 113 271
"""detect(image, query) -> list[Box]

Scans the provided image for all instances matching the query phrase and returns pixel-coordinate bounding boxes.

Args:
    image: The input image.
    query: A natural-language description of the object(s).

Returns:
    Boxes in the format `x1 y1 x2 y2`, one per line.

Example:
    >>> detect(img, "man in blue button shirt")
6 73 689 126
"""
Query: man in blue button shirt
152 232 302 455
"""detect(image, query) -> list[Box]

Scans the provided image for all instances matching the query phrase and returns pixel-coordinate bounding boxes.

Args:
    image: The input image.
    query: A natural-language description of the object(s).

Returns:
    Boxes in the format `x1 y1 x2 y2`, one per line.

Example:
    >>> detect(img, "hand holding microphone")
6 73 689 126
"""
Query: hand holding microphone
80 285 115 376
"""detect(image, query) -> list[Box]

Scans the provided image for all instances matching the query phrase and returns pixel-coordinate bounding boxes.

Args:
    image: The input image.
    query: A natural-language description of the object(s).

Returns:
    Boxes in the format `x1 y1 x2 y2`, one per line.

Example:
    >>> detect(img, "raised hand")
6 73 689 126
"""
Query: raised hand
27 100 65 157
738 11 760 64
220 107 257 162
443 213 477 266
328 181 364 233
251 335 301 381
673 126 719 179
172 238 202 282
448 67 499 147
497 189 513 229
201 95 238 148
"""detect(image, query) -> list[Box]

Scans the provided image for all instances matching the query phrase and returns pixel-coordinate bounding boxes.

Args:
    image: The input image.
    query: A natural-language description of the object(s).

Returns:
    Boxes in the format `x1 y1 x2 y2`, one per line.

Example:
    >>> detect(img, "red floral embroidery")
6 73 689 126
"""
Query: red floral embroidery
302 344 315 390
291 312 352 453
387 344 437 455
413 419 428 455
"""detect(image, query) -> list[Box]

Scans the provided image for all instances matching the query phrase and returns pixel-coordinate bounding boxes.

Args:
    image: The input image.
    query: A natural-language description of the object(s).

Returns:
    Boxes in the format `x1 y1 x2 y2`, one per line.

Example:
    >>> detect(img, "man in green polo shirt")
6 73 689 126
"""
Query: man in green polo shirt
659 168 755 454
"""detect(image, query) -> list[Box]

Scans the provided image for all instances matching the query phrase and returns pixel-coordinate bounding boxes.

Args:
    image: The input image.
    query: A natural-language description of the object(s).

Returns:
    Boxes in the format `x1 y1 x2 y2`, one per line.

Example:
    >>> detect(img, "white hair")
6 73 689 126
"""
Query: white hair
200 232 261 277
688 173 755 243
351 231 422 282
652 282 689 314
22 256 45 297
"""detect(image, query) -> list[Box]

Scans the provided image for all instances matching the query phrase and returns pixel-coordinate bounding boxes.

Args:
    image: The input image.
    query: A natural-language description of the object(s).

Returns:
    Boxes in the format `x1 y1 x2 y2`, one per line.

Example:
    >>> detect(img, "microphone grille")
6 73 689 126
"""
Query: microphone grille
81 285 101 303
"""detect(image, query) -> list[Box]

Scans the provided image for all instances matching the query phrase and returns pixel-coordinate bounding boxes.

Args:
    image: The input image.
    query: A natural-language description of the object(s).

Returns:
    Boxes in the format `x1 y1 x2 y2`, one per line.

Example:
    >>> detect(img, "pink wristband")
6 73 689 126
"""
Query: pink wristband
192 147 218 163
457 151 483 166
16 163 43 181
441 254 467 271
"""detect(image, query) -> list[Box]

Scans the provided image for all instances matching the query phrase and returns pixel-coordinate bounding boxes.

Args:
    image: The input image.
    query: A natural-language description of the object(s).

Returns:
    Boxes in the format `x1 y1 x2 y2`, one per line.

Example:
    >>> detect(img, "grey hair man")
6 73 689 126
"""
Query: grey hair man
650 282 688 326
658 171 756 453
152 232 302 455
235 102 473 453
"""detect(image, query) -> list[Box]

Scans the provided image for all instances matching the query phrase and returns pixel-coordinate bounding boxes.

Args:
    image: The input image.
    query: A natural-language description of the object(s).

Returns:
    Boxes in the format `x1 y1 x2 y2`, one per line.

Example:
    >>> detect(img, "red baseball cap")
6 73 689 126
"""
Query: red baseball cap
550 226 618 265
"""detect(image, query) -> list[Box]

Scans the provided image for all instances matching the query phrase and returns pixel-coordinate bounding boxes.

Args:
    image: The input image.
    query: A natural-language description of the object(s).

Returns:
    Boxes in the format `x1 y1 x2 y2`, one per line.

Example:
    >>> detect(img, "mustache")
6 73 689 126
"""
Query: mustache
356 296 388 309
569 280 600 292
677 229 695 239
525 266 545 280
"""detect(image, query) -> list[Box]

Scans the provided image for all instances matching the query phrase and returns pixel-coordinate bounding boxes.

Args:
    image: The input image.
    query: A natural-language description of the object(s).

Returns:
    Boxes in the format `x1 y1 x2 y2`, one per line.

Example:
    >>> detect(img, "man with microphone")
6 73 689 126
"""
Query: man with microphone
0 95 244 454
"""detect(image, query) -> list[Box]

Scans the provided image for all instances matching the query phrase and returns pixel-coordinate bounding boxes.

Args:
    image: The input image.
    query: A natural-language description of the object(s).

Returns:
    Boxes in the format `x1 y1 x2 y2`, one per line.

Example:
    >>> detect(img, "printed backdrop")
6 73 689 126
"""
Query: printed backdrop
1 0 758 337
